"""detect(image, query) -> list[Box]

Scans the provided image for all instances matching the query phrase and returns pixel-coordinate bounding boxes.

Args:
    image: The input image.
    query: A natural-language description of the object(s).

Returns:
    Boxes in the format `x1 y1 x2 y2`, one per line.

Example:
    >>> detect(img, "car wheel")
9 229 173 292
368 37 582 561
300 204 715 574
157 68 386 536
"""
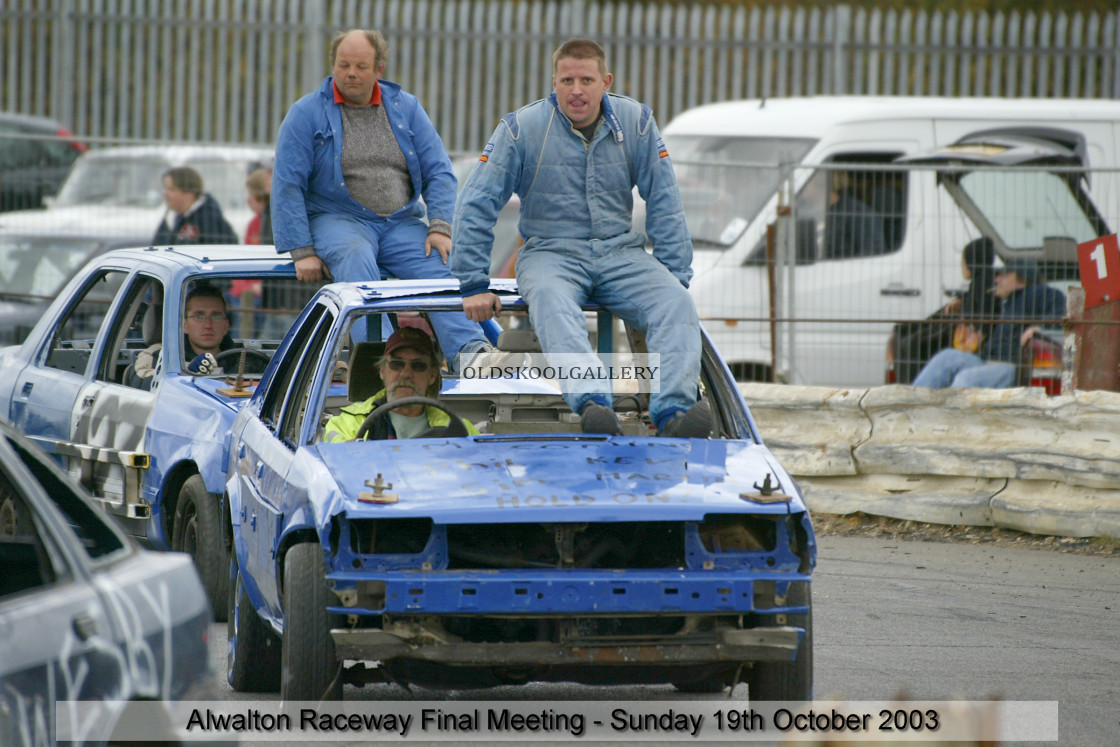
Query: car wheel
281 542 342 701
172 475 229 622
228 552 281 692
746 585 813 701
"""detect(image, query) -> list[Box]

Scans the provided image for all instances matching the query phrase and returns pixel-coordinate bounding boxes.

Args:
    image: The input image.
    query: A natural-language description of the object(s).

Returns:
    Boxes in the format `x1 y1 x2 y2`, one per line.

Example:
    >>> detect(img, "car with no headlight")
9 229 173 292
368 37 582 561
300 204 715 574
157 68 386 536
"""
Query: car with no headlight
0 244 322 621
0 418 212 746
225 279 815 700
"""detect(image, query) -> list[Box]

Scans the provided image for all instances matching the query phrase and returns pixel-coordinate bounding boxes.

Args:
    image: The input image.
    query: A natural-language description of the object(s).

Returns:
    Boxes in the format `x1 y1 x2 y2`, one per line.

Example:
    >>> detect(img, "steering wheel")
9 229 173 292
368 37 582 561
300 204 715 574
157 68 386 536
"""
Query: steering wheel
214 348 271 375
355 396 469 440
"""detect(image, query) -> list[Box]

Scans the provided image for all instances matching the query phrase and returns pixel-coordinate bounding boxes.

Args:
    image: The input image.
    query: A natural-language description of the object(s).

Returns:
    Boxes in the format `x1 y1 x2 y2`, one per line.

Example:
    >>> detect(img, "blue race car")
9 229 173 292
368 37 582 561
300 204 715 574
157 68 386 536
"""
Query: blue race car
0 245 322 620
226 279 815 699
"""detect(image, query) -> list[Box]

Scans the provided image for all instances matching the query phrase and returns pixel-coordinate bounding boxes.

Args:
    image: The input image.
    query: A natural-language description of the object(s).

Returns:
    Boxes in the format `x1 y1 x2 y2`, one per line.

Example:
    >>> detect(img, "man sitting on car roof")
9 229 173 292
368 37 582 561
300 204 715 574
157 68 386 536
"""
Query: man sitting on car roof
324 326 480 441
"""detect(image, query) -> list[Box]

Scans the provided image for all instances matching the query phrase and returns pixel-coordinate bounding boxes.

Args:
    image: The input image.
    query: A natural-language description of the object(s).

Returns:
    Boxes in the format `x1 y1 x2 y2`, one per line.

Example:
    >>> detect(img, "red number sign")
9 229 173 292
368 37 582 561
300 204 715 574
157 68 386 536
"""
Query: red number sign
1077 233 1120 309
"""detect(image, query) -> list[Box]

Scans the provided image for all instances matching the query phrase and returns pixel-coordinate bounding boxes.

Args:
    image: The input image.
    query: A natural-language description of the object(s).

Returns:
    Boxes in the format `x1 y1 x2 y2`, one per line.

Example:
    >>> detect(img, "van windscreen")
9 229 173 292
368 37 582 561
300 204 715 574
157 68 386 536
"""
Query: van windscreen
663 135 816 248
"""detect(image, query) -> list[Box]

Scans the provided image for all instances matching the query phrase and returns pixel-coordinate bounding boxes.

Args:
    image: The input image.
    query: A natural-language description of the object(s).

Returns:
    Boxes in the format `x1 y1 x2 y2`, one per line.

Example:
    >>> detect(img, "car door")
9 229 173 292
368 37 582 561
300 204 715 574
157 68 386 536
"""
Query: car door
234 303 334 613
68 273 164 518
8 268 129 450
0 430 131 746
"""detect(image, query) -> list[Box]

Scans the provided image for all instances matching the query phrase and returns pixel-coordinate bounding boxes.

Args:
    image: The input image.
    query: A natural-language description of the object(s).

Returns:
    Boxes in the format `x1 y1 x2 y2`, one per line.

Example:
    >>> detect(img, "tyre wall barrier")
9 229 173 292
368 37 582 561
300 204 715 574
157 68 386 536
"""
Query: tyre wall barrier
740 383 1120 539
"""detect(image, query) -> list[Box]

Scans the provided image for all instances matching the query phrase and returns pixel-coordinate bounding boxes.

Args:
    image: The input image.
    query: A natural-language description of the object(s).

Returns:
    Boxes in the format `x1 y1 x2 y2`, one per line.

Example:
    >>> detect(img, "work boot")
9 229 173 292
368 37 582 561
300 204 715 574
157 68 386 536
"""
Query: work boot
658 400 712 438
580 402 622 435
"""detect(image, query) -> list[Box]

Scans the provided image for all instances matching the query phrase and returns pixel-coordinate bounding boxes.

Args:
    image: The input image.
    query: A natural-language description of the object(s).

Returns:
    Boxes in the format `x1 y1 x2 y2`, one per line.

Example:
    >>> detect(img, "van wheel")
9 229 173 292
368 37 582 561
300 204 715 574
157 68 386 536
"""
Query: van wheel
171 475 229 621
228 552 281 692
281 542 342 701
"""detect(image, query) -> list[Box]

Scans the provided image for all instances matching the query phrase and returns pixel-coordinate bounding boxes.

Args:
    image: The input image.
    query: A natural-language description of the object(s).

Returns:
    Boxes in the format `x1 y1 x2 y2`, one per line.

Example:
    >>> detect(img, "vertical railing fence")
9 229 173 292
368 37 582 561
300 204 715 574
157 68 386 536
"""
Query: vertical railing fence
1 1 1117 153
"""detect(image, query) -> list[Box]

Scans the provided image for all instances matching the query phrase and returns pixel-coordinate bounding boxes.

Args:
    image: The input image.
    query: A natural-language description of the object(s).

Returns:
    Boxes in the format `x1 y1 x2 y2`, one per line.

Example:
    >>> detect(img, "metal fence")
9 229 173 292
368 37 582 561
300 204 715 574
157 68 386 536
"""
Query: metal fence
684 159 1120 389
2 1 1119 152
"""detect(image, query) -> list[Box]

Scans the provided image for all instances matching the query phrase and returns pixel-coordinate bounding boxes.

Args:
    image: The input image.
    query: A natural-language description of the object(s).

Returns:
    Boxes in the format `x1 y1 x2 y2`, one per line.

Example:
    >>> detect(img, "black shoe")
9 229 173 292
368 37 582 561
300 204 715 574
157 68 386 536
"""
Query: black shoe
659 400 712 438
580 402 622 435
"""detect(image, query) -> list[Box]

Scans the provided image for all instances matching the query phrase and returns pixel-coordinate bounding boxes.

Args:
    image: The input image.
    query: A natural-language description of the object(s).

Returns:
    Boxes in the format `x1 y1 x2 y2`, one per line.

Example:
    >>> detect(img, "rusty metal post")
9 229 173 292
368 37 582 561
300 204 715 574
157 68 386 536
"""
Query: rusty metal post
766 221 778 382
1065 286 1120 392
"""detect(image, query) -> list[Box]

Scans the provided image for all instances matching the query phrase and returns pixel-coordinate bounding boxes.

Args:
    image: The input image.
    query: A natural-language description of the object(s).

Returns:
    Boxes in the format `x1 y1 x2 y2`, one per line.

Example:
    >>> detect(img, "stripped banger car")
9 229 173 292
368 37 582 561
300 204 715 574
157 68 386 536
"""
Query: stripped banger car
226 280 815 700
0 245 322 620
0 419 212 747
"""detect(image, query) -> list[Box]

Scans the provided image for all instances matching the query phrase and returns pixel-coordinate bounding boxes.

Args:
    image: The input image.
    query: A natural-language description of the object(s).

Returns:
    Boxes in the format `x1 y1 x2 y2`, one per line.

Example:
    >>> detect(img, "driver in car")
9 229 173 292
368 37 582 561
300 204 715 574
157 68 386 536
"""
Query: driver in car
324 326 479 441
130 285 238 388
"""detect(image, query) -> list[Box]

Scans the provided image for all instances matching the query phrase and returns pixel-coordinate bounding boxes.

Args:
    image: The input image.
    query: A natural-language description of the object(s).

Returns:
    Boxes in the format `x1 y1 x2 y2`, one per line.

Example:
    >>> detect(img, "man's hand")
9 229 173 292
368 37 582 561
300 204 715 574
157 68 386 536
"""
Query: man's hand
294 256 331 283
186 353 218 375
1020 325 1041 346
426 233 452 264
462 292 502 322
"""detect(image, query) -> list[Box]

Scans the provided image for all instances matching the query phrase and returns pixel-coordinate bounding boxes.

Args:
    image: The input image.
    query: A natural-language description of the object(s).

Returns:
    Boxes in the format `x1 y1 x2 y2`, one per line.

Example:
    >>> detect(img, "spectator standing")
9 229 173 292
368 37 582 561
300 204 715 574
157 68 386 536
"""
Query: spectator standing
271 28 489 363
452 38 711 438
911 258 1065 389
154 166 238 246
244 167 273 245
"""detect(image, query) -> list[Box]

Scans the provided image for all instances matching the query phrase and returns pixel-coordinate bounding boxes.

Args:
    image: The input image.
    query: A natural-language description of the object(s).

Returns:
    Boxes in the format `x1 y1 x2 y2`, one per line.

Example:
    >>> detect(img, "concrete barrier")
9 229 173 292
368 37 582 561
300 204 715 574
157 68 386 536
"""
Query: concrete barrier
741 383 1120 539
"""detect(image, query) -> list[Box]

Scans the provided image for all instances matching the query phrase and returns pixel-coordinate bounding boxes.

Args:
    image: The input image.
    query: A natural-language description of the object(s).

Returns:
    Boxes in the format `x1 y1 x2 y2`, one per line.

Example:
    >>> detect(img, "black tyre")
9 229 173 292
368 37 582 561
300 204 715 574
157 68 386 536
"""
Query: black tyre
746 584 813 701
171 474 229 621
227 552 281 692
672 674 732 694
281 542 342 701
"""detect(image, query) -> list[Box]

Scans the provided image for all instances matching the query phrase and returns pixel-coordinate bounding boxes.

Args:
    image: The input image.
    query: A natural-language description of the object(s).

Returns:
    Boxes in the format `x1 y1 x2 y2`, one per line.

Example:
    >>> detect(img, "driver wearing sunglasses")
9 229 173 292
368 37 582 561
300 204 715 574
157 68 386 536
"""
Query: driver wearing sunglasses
324 326 480 442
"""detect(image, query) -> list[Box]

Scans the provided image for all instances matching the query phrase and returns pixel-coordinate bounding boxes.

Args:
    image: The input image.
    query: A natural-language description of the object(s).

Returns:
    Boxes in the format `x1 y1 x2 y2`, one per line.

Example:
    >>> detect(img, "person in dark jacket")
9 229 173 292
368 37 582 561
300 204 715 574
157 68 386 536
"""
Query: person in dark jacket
824 171 886 258
892 237 998 383
153 166 238 246
911 258 1065 388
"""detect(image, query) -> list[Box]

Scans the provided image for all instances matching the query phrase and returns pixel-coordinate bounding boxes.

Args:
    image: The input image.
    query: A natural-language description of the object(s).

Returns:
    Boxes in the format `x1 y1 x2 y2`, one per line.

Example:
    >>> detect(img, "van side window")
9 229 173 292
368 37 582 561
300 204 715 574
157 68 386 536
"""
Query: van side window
806 154 906 261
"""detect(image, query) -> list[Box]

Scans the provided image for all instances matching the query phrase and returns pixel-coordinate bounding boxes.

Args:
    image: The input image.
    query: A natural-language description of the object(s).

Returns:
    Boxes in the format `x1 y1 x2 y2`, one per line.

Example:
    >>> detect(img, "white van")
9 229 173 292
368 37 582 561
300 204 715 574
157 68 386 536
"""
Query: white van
660 96 1120 386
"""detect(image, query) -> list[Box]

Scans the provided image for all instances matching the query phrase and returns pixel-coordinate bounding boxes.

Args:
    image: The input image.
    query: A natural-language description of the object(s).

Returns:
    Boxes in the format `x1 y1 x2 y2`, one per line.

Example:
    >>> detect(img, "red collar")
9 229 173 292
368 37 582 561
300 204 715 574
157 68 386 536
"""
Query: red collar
333 79 381 106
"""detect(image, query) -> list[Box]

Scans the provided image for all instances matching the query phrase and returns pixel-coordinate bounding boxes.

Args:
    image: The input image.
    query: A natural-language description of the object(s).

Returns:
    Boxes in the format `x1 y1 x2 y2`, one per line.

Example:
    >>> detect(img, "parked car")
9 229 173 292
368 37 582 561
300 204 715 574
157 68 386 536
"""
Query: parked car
0 418 212 746
0 232 149 347
0 143 273 244
0 111 87 212
226 279 815 700
0 144 275 347
0 244 322 620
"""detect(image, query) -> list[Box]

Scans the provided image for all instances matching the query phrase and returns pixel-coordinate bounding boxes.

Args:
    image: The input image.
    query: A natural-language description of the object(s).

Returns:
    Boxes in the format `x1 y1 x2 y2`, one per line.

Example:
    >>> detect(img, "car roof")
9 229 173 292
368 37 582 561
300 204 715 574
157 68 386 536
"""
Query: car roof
320 278 523 309
0 110 72 132
664 95 1120 139
95 243 294 271
76 144 274 163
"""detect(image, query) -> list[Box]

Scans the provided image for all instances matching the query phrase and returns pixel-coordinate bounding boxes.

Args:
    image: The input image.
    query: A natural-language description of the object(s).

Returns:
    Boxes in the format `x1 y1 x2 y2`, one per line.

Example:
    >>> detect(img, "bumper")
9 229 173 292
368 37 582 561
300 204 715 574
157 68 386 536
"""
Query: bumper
331 624 804 665
328 571 810 616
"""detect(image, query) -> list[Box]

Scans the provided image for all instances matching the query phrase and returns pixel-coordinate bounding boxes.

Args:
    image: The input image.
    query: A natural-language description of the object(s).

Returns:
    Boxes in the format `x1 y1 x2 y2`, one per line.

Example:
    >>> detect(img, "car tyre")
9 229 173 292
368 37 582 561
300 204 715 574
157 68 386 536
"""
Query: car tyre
172 475 229 622
672 672 731 694
281 542 342 701
746 584 813 701
228 552 281 692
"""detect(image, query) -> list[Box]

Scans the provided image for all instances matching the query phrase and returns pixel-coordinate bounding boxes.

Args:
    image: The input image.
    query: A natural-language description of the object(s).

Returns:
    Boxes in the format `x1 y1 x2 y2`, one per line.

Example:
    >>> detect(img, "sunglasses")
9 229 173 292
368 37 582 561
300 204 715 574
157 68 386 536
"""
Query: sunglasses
386 358 431 373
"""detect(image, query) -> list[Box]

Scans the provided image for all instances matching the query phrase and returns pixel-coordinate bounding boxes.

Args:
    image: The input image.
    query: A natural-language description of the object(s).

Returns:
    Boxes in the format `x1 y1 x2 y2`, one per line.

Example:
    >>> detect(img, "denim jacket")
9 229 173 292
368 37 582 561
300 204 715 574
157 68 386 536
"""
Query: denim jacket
452 92 693 297
271 76 456 254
